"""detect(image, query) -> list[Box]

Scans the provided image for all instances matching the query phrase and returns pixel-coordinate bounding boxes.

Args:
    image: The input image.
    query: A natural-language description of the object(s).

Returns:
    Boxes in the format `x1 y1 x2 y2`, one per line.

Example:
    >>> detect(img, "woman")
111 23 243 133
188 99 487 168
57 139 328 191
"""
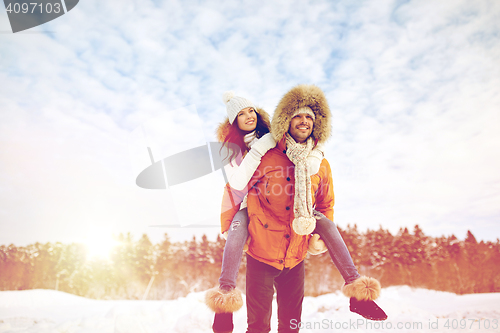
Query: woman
206 91 387 333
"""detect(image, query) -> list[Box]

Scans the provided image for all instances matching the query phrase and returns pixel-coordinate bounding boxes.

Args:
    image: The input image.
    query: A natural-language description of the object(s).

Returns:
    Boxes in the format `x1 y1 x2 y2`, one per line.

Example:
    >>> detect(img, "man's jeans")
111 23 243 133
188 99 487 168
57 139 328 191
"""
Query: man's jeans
218 208 360 289
246 254 304 333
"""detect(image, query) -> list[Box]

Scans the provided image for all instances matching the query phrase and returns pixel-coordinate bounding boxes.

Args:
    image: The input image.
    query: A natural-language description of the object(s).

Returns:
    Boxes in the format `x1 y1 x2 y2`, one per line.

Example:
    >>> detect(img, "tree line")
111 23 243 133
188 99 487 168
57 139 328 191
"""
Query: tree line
1 225 499 300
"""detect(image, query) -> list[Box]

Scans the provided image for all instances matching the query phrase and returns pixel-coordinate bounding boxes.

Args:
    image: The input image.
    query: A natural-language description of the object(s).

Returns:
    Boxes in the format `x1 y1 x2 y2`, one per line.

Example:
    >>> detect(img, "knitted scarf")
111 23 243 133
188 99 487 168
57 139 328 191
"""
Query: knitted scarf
285 133 316 235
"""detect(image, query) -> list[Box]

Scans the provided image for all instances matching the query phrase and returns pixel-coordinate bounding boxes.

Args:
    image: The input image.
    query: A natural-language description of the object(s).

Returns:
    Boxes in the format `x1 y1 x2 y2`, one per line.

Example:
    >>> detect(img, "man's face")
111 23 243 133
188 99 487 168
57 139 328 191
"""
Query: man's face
288 113 314 143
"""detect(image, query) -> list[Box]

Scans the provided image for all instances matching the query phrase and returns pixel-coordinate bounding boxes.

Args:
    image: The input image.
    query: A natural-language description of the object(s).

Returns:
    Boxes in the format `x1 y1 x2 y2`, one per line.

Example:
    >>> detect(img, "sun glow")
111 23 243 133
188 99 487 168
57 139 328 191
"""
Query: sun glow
82 232 120 260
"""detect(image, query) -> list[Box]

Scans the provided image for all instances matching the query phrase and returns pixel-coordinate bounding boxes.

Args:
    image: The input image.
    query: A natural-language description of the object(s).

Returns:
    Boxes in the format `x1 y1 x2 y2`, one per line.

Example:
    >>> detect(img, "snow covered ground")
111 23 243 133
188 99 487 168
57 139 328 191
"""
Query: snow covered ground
0 286 499 333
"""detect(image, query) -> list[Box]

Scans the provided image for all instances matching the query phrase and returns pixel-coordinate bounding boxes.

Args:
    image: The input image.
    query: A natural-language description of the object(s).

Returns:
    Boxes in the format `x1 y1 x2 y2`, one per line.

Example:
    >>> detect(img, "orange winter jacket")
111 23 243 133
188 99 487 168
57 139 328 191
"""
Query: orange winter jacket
221 137 335 270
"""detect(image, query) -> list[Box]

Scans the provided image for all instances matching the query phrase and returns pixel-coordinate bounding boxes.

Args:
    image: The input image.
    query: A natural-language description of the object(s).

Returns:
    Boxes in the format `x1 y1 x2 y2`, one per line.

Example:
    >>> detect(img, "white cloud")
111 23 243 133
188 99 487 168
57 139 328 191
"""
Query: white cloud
0 0 499 245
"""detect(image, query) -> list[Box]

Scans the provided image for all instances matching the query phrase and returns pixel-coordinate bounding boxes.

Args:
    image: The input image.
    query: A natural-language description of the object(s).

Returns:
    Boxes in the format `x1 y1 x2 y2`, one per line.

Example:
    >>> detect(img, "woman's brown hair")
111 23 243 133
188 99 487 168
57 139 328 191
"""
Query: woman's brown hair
221 110 270 164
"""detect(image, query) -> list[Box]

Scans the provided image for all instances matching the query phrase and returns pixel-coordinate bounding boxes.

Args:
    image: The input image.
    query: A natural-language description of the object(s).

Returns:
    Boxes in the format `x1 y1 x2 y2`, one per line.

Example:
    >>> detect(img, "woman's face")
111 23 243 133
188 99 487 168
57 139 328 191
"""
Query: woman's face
236 107 257 132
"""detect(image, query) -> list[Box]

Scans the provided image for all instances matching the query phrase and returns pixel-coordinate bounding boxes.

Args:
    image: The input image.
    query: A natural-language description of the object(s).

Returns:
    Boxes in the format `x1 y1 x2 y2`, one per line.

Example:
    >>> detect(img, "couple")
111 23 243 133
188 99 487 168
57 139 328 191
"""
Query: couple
205 85 387 333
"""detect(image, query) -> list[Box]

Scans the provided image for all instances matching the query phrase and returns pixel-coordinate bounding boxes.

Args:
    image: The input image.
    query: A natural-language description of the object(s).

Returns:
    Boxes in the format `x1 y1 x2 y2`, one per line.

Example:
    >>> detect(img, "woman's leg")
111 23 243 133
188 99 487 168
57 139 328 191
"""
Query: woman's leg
312 210 360 284
219 207 249 290
207 208 249 332
312 210 387 321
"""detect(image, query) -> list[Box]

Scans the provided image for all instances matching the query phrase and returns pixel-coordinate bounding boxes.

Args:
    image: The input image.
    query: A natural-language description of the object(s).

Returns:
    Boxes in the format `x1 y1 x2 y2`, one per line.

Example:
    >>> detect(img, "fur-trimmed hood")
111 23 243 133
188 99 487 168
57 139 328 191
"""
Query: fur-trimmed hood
216 107 271 142
271 84 331 144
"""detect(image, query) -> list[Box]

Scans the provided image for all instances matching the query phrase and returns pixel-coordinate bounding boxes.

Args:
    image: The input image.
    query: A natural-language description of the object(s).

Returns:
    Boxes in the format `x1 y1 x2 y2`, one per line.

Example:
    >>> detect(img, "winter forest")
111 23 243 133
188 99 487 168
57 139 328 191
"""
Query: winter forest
1 225 499 301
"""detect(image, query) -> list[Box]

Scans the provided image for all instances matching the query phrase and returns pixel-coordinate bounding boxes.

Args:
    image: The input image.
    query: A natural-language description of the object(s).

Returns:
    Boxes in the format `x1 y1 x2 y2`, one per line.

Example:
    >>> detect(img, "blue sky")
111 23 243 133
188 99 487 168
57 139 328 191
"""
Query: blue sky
0 0 499 247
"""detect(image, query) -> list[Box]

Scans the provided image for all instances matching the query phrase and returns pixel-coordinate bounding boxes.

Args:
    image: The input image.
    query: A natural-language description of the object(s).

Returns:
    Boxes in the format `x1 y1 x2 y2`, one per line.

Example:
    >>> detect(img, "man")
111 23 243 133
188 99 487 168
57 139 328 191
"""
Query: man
221 84 334 332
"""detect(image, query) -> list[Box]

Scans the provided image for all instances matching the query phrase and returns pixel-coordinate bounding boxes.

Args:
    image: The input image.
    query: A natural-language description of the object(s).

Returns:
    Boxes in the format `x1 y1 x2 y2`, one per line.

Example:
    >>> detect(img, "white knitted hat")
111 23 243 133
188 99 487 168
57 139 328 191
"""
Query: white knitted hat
291 106 315 121
222 91 256 124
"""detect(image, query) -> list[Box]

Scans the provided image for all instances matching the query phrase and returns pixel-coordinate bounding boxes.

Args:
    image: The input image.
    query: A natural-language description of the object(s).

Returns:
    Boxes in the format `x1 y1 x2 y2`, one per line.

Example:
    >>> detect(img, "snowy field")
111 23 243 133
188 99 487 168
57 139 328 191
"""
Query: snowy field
0 286 499 333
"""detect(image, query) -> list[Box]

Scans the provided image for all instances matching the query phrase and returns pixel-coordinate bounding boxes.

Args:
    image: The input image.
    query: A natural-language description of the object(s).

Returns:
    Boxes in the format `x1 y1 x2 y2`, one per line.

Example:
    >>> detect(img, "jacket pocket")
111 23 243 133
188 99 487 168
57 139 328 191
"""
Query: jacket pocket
249 215 285 261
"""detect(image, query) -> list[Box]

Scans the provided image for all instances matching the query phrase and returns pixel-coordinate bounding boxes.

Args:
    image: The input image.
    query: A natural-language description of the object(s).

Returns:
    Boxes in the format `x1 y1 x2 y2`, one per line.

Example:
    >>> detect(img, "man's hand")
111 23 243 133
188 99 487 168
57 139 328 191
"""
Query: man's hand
308 233 328 255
